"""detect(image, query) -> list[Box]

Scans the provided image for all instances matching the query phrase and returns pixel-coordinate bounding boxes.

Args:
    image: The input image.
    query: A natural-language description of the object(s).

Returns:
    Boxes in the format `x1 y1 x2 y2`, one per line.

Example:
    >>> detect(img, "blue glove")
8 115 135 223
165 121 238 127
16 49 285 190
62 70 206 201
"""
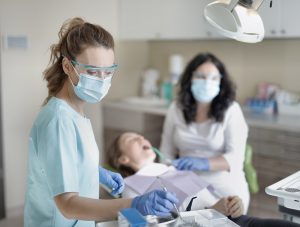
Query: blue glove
99 166 125 195
131 190 178 217
172 157 210 171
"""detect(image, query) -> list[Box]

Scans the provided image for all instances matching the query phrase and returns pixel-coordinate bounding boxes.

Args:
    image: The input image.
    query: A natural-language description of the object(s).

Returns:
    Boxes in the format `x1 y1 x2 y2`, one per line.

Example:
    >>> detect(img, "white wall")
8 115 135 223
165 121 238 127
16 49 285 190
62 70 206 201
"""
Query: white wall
0 0 120 216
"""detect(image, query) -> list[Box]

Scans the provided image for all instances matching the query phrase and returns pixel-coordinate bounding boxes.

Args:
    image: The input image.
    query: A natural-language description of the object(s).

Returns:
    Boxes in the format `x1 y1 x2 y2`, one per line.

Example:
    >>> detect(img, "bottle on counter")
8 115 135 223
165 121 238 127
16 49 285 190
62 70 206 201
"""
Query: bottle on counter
160 54 184 105
141 68 160 98
161 79 173 105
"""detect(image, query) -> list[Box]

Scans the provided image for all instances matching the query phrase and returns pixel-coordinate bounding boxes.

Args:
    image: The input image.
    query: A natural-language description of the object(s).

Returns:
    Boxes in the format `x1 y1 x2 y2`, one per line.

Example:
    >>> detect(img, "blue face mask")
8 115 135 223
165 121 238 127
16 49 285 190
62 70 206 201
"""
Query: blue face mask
72 73 112 103
191 79 220 103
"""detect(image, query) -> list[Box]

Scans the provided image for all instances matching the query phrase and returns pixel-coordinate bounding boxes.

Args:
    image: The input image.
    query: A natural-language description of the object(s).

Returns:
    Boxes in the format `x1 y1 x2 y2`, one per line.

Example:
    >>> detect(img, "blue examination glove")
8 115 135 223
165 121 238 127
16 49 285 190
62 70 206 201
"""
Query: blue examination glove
99 166 125 195
172 157 210 171
131 190 178 217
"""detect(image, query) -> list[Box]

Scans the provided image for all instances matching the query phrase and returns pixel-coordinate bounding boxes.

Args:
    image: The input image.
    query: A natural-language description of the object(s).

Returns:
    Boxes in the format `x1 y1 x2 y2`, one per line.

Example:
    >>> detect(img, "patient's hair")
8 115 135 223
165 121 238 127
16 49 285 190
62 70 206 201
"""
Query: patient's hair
107 134 136 177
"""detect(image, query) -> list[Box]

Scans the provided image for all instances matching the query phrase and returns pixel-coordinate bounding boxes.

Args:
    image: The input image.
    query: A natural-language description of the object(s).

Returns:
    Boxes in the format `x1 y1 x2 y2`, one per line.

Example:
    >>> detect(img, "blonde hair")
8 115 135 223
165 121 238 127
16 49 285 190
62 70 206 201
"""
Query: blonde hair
43 17 114 105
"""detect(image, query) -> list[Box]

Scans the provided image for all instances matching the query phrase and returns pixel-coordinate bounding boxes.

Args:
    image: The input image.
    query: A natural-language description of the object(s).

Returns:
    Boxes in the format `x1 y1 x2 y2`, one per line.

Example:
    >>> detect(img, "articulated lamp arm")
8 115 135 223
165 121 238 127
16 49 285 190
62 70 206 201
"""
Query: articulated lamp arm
227 0 268 11
227 0 239 11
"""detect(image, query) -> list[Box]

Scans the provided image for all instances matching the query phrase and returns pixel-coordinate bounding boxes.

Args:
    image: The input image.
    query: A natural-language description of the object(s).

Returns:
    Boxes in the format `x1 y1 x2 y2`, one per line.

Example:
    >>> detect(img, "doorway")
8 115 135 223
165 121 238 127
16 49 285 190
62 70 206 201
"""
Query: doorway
0 39 6 219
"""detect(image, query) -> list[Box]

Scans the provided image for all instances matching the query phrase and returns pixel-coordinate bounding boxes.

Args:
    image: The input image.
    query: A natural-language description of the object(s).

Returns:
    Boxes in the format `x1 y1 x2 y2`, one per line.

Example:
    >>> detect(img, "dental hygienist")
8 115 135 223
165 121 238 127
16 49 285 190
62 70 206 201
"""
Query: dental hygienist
160 52 250 212
24 17 178 227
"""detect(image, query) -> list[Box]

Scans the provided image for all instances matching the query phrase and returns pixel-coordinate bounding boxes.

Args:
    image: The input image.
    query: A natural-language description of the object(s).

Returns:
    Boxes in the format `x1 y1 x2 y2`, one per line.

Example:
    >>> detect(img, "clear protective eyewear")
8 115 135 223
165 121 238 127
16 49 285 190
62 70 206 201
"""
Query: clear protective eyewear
192 72 222 81
71 59 118 80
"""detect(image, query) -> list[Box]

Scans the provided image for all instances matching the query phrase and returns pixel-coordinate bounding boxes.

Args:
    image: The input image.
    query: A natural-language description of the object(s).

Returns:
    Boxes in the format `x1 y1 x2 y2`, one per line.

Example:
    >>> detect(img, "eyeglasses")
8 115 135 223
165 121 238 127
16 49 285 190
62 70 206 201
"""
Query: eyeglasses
192 72 222 81
71 59 118 79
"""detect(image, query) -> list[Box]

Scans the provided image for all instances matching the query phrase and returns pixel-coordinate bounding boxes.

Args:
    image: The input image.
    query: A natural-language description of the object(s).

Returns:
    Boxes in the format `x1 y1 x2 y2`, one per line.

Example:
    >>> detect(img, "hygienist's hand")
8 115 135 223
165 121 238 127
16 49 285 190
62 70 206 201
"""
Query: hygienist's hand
99 166 125 195
172 157 210 171
131 190 178 217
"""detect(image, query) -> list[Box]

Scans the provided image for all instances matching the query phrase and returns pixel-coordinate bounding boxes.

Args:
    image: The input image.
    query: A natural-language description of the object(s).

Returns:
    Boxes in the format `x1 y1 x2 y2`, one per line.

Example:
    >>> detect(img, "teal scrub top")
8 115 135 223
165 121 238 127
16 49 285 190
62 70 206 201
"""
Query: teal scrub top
24 97 99 227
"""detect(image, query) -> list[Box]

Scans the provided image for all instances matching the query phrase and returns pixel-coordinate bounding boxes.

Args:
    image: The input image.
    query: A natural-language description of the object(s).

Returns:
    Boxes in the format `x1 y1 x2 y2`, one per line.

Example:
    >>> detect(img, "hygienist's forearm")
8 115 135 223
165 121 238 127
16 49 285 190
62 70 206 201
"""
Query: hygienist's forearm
60 195 132 221
209 156 230 171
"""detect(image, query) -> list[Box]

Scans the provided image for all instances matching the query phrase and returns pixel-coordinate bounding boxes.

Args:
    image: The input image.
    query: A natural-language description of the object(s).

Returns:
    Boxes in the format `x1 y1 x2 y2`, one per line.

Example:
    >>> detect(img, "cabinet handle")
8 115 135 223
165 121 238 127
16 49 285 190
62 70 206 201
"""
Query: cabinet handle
206 31 212 37
281 29 286 34
271 29 276 35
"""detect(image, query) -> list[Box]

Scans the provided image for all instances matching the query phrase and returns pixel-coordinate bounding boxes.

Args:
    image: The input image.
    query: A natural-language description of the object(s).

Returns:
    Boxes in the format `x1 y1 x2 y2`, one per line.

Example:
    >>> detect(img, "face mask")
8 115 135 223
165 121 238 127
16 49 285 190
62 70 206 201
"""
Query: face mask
191 79 220 103
71 73 112 103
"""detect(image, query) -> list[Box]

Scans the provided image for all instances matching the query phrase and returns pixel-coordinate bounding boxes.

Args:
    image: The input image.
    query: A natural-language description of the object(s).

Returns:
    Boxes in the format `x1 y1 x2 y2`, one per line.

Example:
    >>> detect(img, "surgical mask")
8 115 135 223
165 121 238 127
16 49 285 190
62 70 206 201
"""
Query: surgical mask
71 73 112 103
191 79 220 103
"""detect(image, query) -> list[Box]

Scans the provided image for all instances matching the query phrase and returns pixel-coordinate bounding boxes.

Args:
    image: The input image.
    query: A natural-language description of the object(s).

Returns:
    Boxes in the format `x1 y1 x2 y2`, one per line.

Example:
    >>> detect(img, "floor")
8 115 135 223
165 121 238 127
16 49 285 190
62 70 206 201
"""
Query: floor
0 215 23 227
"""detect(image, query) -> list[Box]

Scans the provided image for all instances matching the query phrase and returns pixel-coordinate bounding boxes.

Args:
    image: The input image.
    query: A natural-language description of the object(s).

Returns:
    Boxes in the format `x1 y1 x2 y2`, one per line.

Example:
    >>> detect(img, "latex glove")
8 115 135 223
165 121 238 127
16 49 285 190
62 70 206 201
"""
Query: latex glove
172 157 209 171
131 190 178 217
99 166 124 195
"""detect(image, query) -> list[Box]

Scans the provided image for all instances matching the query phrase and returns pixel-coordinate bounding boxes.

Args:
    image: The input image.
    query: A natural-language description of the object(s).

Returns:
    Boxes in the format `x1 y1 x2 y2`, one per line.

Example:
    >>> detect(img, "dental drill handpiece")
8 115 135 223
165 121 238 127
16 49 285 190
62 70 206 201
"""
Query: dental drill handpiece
156 177 183 221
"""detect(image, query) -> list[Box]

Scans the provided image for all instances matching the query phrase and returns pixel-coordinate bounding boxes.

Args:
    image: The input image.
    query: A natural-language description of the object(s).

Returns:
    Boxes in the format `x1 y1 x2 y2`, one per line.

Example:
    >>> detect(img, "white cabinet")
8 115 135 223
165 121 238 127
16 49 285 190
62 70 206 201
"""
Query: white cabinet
281 0 300 37
119 0 163 40
119 0 221 40
120 0 300 40
258 0 280 38
259 0 300 38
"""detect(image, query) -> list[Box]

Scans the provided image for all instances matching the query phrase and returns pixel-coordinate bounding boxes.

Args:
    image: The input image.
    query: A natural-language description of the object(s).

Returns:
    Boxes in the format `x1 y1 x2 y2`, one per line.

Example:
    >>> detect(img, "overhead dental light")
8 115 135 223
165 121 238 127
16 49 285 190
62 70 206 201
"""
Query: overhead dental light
204 0 271 43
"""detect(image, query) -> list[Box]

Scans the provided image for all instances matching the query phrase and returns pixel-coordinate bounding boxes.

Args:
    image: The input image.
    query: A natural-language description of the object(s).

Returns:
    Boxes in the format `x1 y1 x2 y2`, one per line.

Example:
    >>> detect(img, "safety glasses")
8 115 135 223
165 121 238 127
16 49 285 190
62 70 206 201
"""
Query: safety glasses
192 72 222 81
71 59 118 80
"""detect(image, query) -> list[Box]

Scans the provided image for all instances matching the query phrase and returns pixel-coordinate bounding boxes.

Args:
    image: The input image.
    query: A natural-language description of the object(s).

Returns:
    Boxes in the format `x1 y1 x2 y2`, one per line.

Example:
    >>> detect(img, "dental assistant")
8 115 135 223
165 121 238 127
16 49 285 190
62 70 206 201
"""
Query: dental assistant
160 53 250 212
24 17 177 227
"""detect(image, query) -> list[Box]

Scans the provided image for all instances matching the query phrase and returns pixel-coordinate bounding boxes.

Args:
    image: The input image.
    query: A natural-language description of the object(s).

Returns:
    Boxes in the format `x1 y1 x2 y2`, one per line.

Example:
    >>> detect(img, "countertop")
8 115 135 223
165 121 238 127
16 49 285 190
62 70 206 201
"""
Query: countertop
242 111 300 133
103 100 168 116
103 100 300 133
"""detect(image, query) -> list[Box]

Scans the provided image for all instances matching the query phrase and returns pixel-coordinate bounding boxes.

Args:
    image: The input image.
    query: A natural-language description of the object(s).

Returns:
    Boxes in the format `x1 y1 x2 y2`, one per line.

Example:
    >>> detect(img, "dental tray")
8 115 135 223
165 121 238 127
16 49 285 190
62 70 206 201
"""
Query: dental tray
177 209 240 227
265 171 300 201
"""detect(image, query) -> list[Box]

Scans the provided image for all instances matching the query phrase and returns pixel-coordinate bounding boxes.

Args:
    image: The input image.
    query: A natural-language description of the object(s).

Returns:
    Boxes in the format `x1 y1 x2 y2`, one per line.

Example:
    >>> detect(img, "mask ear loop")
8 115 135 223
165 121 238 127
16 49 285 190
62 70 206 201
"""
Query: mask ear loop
66 58 80 88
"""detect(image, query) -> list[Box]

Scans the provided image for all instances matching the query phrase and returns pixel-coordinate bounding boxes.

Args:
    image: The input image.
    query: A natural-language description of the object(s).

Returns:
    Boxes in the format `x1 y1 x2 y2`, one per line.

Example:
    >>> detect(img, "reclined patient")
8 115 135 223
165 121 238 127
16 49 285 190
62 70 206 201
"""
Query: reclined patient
107 132 300 227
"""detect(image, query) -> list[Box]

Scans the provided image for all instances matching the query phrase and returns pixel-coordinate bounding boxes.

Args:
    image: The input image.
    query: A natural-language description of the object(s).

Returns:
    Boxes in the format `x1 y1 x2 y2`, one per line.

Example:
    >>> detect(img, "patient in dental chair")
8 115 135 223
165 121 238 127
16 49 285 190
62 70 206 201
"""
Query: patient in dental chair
107 132 300 227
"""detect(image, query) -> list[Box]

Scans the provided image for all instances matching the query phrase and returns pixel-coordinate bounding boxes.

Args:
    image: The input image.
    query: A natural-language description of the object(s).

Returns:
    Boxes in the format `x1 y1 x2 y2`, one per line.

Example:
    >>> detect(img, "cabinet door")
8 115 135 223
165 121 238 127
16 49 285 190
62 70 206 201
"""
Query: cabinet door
160 0 221 39
258 0 281 38
281 0 300 37
119 0 220 40
159 0 205 39
119 0 165 40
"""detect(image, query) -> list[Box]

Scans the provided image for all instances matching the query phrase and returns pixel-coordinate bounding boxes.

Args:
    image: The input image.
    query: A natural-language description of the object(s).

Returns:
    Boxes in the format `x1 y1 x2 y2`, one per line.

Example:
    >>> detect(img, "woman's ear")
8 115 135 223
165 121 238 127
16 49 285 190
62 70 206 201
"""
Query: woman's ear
118 155 130 165
62 57 73 76
62 57 79 85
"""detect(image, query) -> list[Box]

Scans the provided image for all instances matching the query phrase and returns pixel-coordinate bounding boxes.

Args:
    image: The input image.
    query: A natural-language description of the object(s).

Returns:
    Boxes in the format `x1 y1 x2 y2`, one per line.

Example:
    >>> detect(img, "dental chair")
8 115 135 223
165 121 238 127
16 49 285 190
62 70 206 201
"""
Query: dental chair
244 144 259 194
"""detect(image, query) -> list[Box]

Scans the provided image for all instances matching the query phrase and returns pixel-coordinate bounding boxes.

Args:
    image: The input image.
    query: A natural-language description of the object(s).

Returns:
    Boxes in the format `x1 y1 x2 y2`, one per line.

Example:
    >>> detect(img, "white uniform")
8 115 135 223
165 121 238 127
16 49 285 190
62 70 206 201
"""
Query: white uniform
160 101 250 212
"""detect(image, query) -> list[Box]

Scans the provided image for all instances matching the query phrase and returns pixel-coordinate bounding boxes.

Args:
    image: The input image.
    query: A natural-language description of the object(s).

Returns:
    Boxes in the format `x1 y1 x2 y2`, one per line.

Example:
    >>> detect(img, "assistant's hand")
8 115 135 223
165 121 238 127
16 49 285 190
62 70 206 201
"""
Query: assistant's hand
172 157 210 171
131 190 178 217
99 166 125 195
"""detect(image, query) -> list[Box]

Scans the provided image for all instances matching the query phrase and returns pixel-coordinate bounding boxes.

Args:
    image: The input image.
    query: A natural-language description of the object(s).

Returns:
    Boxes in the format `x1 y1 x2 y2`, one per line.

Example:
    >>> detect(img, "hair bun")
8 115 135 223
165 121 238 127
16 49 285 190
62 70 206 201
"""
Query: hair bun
58 17 85 39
